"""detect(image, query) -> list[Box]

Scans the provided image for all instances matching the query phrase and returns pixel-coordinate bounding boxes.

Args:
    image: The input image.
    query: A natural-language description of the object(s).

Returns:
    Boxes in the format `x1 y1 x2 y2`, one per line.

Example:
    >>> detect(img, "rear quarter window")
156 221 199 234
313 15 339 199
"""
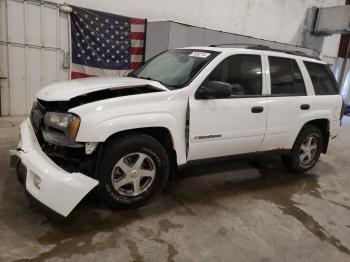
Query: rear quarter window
303 62 339 95
268 57 307 96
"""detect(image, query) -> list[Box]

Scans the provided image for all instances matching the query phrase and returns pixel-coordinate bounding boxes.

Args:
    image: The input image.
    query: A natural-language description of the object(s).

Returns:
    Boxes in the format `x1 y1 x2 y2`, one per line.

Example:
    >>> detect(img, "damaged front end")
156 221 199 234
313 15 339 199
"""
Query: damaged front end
30 99 100 177
10 82 165 218
31 84 163 176
10 119 99 218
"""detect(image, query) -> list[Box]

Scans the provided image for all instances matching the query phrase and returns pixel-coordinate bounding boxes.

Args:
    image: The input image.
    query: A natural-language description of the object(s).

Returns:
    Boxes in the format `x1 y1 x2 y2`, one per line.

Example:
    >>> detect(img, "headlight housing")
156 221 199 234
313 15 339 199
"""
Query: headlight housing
44 112 81 144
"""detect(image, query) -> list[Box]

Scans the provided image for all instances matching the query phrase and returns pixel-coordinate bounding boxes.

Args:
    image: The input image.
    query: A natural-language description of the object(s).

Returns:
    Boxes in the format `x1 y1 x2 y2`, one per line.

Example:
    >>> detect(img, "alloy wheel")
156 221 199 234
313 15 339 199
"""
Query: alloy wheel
111 152 156 196
299 135 318 166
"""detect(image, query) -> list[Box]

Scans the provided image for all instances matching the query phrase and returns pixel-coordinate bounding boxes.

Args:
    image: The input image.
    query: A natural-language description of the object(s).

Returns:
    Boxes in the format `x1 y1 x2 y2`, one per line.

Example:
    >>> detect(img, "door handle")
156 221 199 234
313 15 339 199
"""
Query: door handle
251 106 264 113
300 104 310 110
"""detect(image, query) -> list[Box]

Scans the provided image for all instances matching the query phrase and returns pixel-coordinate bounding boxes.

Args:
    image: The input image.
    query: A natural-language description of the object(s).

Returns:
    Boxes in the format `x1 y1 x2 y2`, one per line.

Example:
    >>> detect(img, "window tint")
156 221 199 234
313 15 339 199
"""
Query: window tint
292 60 306 94
269 57 306 95
208 55 262 96
304 62 339 95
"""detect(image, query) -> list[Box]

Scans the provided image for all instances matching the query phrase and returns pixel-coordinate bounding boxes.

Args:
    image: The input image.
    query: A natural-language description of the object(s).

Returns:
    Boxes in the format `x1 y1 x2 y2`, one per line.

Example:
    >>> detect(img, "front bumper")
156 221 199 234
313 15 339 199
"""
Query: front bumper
9 119 99 218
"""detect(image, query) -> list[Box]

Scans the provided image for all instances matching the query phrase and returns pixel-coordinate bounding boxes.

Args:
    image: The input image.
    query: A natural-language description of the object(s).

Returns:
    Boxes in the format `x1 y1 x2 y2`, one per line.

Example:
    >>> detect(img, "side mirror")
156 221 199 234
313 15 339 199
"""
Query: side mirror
196 81 231 99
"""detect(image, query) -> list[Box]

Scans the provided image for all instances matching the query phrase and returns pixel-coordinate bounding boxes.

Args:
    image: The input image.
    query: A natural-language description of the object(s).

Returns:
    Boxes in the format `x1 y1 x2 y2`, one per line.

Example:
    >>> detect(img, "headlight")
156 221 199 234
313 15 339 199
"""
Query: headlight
44 112 81 142
45 112 70 128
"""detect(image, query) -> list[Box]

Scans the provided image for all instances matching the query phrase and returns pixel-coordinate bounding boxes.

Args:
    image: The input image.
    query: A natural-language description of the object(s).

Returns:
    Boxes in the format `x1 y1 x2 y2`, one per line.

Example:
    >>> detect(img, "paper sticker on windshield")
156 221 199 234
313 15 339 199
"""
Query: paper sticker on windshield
189 52 211 58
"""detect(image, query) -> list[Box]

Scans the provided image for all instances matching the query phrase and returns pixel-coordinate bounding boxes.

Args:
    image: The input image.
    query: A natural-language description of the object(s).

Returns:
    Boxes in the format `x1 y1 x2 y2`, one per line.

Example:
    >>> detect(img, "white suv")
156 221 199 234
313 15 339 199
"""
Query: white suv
10 46 343 218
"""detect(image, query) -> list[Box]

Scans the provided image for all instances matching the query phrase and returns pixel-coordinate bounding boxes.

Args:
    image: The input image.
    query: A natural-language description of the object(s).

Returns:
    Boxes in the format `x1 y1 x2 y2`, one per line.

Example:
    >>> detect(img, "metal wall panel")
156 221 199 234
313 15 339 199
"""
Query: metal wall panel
0 0 9 115
144 21 169 61
162 21 321 58
0 0 69 116
10 46 26 115
185 27 204 47
202 30 221 46
8 0 25 43
45 6 58 47
0 44 10 116
218 32 254 45
27 48 41 110
44 50 58 86
168 22 189 49
27 3 41 45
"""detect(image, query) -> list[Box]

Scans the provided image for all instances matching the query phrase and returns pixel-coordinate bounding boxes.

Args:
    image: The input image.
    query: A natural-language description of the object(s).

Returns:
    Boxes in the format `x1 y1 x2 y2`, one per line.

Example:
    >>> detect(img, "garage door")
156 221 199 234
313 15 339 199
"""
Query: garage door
0 0 70 116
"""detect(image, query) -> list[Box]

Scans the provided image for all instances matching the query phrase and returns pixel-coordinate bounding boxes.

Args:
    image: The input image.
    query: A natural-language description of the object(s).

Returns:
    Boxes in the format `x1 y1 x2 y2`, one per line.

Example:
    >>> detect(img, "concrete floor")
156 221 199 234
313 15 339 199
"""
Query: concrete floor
0 116 350 262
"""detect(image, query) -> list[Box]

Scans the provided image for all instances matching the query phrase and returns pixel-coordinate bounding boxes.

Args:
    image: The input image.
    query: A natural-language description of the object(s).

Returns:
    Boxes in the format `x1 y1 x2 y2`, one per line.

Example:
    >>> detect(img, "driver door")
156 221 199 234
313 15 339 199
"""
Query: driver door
187 54 269 161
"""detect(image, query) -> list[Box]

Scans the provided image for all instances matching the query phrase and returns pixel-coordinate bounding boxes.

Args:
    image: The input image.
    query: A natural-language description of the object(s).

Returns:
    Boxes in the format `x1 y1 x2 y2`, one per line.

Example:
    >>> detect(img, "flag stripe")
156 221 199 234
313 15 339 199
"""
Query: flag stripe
130 47 144 55
131 62 142 69
71 71 95 79
131 32 145 40
131 39 144 47
131 55 143 62
131 24 145 32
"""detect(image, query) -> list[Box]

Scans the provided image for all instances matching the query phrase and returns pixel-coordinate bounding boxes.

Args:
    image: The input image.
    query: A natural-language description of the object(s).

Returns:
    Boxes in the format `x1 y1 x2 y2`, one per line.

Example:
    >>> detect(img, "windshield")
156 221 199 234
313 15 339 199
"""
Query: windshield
130 49 219 89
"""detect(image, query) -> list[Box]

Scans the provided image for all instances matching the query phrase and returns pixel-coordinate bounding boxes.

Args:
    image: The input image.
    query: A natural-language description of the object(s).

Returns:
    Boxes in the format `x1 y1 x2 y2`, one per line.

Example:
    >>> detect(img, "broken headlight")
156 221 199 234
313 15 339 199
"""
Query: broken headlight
44 112 81 144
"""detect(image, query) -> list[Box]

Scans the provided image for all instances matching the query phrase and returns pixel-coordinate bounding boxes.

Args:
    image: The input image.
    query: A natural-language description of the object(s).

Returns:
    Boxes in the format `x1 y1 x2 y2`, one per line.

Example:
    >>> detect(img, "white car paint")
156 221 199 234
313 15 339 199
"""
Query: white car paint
11 46 343 217
10 120 98 217
36 76 168 101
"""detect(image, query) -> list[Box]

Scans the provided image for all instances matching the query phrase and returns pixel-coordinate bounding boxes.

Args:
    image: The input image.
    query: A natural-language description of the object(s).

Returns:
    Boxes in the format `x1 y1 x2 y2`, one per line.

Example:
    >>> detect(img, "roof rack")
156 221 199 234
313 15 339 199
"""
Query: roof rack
209 43 320 60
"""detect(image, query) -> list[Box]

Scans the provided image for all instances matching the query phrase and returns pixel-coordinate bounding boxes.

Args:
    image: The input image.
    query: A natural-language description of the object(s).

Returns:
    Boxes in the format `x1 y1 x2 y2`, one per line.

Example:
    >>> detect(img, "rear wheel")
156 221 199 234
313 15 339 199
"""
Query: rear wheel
281 125 323 172
97 134 170 209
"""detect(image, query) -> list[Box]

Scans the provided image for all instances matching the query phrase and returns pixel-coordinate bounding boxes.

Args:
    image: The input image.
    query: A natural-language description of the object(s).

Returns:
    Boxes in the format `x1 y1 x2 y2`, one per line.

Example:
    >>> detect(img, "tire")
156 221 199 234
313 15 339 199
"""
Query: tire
281 125 323 172
96 134 170 209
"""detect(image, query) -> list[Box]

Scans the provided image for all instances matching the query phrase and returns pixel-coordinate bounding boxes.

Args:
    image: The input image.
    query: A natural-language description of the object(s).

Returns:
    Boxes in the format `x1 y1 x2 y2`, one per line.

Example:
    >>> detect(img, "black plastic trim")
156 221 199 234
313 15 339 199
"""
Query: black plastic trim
24 188 65 222
195 93 309 100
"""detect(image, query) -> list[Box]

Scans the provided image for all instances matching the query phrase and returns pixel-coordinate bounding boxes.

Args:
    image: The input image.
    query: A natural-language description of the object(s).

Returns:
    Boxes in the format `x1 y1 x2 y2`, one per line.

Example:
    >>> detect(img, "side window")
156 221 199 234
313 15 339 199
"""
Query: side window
268 57 306 95
208 55 262 96
304 62 339 95
291 60 307 95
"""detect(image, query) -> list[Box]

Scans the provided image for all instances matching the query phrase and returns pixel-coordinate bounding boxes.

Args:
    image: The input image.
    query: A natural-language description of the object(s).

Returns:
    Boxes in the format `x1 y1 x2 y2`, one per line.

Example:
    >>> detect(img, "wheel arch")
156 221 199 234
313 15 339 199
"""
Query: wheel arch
76 112 187 166
103 126 179 176
295 118 330 153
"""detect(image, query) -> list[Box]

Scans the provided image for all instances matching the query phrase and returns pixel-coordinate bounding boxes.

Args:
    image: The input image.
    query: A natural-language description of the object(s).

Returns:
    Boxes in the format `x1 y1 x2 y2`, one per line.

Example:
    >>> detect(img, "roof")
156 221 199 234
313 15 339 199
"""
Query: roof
178 46 323 64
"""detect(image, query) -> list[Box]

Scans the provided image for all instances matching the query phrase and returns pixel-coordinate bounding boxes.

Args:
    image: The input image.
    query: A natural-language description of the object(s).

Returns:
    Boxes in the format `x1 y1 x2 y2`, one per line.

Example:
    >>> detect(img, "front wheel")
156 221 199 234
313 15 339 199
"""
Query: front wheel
96 134 170 209
282 125 323 172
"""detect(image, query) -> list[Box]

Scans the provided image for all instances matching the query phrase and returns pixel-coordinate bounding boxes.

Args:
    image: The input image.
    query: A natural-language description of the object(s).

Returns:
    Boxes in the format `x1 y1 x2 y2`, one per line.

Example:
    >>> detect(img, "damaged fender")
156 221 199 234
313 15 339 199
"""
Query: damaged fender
10 120 99 217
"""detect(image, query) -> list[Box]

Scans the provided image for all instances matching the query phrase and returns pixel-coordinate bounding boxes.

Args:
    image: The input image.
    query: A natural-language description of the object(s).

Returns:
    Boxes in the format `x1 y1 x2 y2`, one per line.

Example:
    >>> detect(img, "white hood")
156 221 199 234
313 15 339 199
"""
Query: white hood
36 76 168 101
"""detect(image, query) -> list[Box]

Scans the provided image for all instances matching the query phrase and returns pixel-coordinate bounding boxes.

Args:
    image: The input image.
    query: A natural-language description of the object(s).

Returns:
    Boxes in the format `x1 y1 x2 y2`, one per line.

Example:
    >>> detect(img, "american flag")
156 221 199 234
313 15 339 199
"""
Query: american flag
70 7 146 79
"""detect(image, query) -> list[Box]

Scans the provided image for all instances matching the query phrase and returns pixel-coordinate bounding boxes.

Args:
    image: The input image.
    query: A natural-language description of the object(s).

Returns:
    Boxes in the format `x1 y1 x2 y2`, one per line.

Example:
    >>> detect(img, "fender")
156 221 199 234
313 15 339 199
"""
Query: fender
76 113 187 165
288 110 333 148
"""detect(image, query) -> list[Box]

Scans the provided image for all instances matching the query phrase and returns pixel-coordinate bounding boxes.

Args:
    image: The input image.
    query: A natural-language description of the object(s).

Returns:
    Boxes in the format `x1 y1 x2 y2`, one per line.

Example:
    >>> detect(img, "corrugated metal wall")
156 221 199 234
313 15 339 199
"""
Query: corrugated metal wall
145 21 321 61
0 0 69 116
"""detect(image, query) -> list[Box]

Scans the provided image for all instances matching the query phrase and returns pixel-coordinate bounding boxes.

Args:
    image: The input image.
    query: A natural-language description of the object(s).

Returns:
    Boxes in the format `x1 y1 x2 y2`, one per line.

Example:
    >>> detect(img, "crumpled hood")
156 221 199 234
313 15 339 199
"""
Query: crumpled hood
36 76 168 101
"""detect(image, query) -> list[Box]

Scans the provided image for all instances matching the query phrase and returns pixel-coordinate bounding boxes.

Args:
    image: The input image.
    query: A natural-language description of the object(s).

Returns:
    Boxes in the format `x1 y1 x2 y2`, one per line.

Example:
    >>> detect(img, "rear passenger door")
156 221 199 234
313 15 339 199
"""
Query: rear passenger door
259 56 313 151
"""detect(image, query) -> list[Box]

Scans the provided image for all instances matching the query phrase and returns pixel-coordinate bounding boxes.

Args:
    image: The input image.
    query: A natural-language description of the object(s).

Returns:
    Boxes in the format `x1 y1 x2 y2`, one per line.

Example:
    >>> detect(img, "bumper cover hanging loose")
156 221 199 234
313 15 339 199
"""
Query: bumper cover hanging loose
9 119 99 218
